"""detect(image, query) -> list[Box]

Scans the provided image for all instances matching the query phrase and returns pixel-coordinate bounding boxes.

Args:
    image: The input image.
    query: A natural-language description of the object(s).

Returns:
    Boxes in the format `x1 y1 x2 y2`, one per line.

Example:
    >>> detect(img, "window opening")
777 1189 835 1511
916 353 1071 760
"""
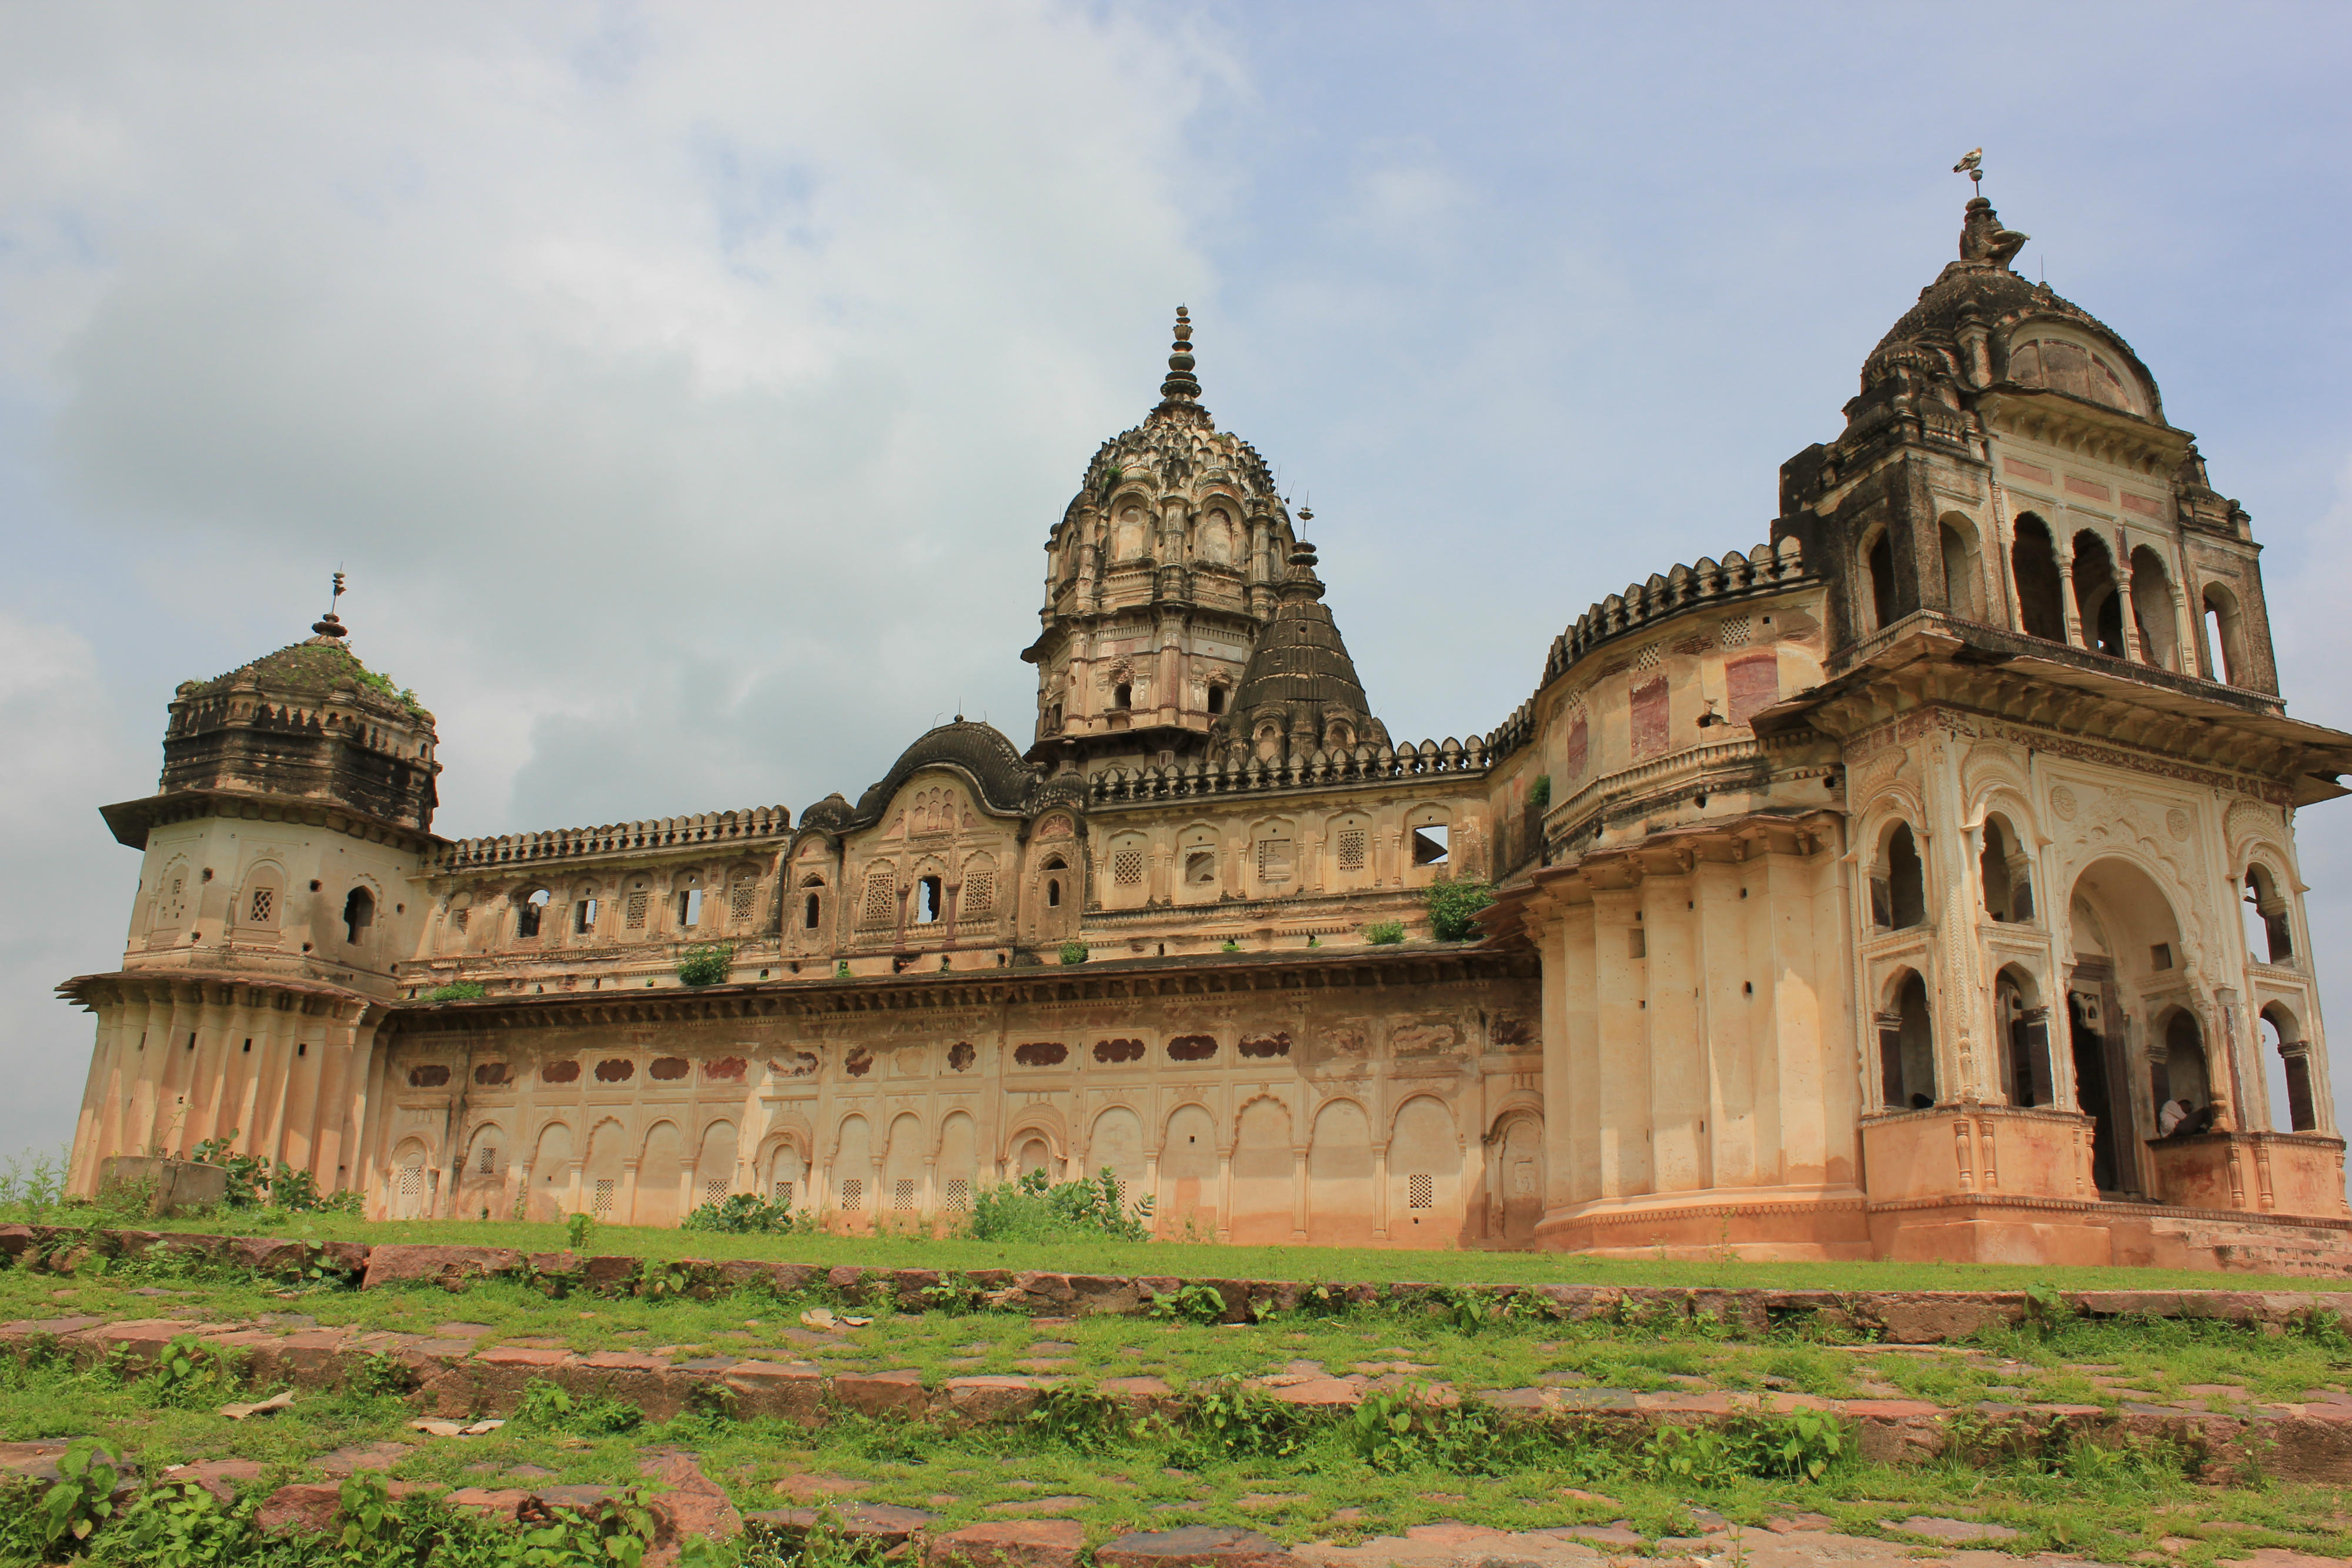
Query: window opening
677 887 703 928
2246 867 2294 963
1877 970 1937 1108
946 1178 971 1212
479 1146 498 1175
1337 828 1367 872
2262 1006 2318 1132
1873 824 1926 930
342 887 375 945
574 897 598 933
626 890 649 928
2073 531 2126 656
248 887 274 924
1407 1172 1434 1211
1185 850 1217 885
731 882 756 922
2130 546 2177 669
916 875 944 923
1628 927 1646 959
1867 531 1897 630
773 1179 796 1208
1940 520 1982 620
1997 972 2053 1108
703 1178 728 1208
839 1176 864 1212
1979 818 2033 922
1114 683 1132 709
1256 838 1295 882
1206 685 1225 715
1113 849 1144 887
804 892 822 930
2203 586 2244 685
1411 823 1449 866
593 1179 615 1218
516 888 550 938
1046 878 1062 908
2010 515 2066 641
893 1178 917 1212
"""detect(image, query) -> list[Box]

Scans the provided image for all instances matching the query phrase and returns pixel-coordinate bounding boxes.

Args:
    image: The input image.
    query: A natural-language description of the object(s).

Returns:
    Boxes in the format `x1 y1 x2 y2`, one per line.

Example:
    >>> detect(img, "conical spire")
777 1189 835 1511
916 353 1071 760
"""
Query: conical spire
1151 306 1210 425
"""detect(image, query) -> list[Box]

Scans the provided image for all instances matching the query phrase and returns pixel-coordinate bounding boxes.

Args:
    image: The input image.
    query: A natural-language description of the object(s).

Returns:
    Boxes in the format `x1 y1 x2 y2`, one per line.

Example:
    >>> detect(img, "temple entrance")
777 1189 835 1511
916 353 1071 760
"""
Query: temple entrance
2066 857 2197 1201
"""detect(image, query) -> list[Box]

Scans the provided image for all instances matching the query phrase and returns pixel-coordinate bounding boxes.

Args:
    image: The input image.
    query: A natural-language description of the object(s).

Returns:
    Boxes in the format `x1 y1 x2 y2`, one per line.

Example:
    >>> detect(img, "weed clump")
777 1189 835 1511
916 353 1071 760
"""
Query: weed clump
967 1167 1152 1243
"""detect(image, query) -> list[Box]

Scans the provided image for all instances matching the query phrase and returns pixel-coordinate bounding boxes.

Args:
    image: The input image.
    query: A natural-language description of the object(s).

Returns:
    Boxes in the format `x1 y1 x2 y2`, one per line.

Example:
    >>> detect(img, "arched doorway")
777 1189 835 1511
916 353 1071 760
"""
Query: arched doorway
2066 858 2193 1198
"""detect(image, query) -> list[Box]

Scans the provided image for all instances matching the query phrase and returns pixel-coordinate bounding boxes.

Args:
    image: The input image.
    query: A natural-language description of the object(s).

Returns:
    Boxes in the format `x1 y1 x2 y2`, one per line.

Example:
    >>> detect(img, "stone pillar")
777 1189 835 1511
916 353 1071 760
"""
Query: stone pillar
1214 1145 1233 1242
2057 539 2084 648
1369 1140 1390 1240
1922 730 1987 1099
619 1158 641 1223
1291 1142 1309 1242
1644 871 1704 1192
1593 887 1651 1199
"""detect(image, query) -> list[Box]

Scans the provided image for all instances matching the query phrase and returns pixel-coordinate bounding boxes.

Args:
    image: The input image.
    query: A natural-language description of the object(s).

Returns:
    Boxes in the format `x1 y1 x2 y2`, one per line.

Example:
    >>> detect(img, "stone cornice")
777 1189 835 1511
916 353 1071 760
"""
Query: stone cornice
382 945 1536 1036
98 788 443 855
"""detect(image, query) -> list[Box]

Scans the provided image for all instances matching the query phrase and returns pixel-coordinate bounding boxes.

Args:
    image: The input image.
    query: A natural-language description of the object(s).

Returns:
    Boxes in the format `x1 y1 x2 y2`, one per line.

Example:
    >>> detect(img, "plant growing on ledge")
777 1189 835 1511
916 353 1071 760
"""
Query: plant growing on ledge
676 944 734 986
422 980 486 1002
1528 774 1551 811
1426 877 1494 942
1364 920 1406 945
1058 940 1089 965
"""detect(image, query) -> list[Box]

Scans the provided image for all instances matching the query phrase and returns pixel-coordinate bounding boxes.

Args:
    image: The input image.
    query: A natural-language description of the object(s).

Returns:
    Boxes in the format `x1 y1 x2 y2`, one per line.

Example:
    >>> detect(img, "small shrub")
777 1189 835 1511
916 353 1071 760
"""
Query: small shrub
34 1439 119 1550
422 981 487 1002
350 1349 416 1398
1184 1377 1302 1459
681 1192 807 1234
566 1212 597 1251
0 1146 68 1220
1058 940 1089 965
677 944 735 987
147 1333 230 1408
1150 1283 1227 1324
1220 939 1240 952
512 1376 644 1436
1426 877 1495 941
1528 774 1551 811
1363 920 1406 945
968 1166 1152 1243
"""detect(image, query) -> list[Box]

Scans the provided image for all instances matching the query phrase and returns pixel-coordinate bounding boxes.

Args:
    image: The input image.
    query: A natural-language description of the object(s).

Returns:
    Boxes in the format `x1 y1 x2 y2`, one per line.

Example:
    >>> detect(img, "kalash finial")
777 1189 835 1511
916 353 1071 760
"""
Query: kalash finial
311 570 349 640
1152 305 1206 420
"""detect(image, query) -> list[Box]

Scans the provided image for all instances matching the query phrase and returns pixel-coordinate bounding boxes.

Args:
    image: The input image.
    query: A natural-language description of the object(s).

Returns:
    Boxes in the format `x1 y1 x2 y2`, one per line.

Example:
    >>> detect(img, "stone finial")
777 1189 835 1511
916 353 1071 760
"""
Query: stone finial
1152 306 1208 423
311 570 349 640
1959 196 2029 270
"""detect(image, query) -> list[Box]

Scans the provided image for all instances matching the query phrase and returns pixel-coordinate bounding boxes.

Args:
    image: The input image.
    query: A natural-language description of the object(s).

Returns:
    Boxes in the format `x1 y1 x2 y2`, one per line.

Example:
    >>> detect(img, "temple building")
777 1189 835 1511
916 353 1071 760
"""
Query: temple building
59 196 2352 1269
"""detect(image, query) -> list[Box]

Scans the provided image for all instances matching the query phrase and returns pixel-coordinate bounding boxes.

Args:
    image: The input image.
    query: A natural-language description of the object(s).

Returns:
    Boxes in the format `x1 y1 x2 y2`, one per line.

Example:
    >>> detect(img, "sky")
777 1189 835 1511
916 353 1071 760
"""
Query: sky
2 2 2350 1167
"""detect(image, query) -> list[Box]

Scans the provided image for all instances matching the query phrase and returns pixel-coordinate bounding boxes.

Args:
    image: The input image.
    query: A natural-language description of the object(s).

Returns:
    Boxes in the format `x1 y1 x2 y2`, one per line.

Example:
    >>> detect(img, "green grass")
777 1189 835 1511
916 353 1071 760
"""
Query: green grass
6 1246 2352 1566
11 1188 2352 1563
36 1209 2352 1293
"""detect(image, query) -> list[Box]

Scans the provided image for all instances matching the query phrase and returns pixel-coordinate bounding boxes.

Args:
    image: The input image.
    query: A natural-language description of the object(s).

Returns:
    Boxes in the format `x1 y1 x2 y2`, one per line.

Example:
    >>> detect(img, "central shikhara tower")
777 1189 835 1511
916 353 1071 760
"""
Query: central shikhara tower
56 196 2352 1271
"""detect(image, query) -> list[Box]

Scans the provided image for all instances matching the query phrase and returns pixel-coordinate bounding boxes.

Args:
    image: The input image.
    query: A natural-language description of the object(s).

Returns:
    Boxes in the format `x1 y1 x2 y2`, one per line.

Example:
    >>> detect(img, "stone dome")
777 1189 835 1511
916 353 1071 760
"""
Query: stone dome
1862 197 2164 423
1054 307 1289 542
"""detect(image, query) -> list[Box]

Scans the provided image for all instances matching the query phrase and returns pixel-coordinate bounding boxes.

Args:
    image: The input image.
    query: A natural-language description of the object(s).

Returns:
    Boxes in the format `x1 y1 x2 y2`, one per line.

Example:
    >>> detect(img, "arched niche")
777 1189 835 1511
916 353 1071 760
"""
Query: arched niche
1876 968 1937 1109
2064 856 2193 1197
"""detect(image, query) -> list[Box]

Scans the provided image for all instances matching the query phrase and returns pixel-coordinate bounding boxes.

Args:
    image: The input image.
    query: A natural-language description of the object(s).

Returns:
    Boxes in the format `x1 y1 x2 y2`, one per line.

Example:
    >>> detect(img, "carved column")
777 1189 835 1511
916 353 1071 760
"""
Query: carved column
2056 539 2084 648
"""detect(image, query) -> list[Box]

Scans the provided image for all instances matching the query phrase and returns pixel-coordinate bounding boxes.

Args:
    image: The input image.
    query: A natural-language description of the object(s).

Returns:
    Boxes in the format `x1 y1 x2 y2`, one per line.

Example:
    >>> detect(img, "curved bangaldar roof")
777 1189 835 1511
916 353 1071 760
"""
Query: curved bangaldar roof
1863 196 2165 424
799 719 1050 837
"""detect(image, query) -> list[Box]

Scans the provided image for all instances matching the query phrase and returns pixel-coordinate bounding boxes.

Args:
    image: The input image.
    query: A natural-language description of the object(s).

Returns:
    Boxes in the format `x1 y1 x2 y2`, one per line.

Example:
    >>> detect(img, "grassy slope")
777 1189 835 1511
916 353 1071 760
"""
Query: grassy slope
61 1211 2352 1293
4 1252 2351 1564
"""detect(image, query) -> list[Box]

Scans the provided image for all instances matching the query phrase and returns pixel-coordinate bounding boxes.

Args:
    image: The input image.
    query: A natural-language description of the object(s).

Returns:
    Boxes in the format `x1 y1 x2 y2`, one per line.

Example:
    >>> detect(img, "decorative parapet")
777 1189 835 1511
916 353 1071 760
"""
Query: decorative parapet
430 806 793 873
1541 539 1810 687
1087 737 1489 807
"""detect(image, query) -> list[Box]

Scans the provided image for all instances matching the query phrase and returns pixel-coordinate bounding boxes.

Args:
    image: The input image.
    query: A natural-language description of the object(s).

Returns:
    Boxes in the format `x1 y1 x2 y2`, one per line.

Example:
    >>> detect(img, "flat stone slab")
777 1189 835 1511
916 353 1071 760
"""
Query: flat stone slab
926 1519 1088 1568
1100 1526 1301 1568
1882 1516 2023 1543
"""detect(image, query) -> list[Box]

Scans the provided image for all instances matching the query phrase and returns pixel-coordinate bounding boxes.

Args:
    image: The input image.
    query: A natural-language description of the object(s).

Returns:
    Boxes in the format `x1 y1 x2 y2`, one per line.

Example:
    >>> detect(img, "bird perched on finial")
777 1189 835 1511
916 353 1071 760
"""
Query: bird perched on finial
1953 148 1983 190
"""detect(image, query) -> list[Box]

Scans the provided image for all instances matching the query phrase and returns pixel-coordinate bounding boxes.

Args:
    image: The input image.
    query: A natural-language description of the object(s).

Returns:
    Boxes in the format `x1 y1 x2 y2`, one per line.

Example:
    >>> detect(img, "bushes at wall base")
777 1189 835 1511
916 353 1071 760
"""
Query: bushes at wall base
1363 920 1406 945
1058 941 1090 965
422 981 487 1002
